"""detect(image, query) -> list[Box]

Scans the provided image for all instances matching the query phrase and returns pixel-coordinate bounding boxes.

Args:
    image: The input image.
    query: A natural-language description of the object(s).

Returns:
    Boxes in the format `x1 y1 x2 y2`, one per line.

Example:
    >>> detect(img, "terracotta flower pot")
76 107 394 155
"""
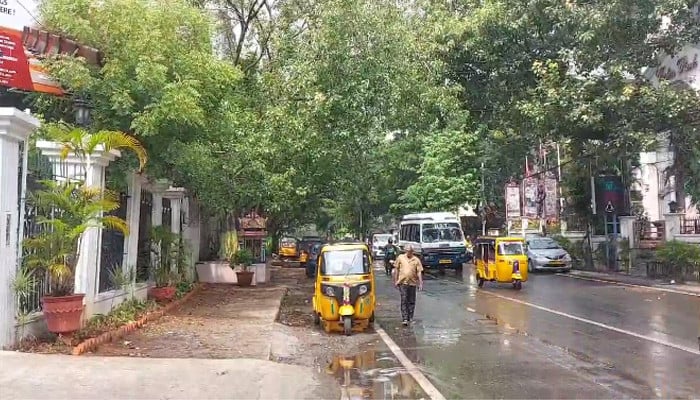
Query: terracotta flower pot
236 270 254 287
149 286 176 302
42 294 85 335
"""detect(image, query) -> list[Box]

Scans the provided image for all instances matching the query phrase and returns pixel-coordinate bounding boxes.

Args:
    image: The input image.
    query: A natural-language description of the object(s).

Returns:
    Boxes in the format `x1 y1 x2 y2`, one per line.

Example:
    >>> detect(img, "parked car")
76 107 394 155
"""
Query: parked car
525 236 572 272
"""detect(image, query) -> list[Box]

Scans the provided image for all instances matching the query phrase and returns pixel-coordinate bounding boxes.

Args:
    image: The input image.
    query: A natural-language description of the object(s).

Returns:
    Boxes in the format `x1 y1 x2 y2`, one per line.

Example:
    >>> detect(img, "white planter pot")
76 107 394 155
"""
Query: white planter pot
195 261 257 286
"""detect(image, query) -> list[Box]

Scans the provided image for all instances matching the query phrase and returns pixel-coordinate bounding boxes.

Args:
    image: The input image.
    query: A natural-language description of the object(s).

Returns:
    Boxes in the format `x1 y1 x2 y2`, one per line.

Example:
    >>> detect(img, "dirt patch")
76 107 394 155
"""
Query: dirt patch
93 283 285 359
272 267 379 368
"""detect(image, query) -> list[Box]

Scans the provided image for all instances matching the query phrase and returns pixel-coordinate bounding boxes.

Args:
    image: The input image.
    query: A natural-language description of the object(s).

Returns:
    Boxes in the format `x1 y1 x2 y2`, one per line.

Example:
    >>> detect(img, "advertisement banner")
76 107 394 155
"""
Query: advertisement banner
0 28 33 91
522 177 538 218
505 183 521 219
1 0 64 95
595 175 628 215
544 175 558 220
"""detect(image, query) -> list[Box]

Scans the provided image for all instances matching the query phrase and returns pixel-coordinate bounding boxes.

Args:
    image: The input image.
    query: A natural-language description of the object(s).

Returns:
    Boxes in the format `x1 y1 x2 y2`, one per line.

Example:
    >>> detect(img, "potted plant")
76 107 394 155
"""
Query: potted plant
148 226 182 302
231 248 255 287
23 180 130 335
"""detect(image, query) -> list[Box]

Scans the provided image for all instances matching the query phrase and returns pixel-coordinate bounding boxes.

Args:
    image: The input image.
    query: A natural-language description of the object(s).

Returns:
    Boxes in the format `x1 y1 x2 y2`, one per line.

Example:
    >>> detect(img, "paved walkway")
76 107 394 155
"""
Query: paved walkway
95 283 286 359
562 270 700 296
0 351 338 399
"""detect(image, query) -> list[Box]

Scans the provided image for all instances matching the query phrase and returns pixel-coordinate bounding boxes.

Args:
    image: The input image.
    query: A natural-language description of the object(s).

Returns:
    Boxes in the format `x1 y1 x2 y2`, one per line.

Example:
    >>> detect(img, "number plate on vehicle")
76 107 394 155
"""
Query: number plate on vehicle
439 259 451 264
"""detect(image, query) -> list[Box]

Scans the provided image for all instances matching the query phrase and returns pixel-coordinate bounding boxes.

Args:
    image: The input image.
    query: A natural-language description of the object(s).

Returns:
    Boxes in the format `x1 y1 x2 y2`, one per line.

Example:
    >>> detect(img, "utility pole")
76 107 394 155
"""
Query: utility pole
481 162 486 235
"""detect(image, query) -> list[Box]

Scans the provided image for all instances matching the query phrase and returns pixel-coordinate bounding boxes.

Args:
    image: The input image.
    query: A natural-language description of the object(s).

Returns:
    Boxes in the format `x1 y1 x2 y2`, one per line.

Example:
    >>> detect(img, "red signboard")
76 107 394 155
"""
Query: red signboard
0 28 33 91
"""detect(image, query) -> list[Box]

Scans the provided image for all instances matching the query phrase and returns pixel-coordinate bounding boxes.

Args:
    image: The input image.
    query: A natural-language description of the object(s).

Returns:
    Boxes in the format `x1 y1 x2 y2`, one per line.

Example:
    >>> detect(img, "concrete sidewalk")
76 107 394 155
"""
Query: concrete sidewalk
0 351 339 399
562 270 700 296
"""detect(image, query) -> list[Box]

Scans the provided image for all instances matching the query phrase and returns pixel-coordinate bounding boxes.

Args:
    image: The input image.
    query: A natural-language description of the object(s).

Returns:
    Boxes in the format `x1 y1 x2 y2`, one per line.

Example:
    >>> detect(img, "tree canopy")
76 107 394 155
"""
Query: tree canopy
27 0 700 238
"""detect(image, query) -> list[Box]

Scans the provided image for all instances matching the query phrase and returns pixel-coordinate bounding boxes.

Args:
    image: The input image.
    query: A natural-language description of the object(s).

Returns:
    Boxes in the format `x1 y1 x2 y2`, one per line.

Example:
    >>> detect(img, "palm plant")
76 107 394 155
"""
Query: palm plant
45 123 148 173
23 180 129 296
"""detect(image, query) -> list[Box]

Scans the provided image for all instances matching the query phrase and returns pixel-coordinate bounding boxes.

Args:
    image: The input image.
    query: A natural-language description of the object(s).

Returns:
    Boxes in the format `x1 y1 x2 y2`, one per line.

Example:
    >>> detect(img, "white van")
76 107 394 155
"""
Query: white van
398 212 467 271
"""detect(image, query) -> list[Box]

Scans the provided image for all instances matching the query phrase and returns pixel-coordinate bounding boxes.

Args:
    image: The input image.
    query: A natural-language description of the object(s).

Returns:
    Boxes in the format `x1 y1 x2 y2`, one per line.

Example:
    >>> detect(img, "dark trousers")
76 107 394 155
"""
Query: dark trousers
399 284 417 321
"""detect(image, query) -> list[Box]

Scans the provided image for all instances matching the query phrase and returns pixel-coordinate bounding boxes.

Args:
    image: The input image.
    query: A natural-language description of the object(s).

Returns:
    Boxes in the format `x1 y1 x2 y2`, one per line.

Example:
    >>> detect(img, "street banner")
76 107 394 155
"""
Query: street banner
544 174 558 220
522 177 538 218
505 183 521 219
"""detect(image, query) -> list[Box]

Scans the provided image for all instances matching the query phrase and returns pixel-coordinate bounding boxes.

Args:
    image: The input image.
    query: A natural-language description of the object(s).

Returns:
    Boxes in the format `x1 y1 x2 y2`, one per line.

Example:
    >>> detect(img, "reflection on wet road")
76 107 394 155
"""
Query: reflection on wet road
325 346 427 399
374 263 700 399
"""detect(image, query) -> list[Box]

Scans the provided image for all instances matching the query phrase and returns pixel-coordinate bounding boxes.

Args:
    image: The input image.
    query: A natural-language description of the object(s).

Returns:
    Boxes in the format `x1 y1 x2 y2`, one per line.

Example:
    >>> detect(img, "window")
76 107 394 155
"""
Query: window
499 242 524 255
421 223 463 243
320 249 370 275
527 238 560 250
400 224 420 242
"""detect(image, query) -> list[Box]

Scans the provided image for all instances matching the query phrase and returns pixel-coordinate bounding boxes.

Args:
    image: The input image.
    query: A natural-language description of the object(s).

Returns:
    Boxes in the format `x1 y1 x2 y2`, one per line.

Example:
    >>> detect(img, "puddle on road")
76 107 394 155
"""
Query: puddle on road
326 349 427 399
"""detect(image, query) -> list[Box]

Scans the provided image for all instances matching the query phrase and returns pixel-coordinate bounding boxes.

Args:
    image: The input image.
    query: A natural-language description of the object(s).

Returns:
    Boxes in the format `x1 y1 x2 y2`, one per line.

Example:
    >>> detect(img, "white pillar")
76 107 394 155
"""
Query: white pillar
164 188 186 235
35 141 120 317
619 216 636 248
664 213 683 242
0 108 39 349
123 173 145 280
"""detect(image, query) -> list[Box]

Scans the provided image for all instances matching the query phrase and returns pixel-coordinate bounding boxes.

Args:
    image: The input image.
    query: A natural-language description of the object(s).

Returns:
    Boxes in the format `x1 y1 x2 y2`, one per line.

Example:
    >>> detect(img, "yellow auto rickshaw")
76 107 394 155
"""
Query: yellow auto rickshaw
278 237 299 262
312 242 375 335
474 236 528 290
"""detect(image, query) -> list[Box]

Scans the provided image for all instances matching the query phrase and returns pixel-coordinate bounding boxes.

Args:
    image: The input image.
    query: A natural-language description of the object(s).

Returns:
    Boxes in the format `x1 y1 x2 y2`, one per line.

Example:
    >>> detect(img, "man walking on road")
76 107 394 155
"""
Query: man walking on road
392 244 423 325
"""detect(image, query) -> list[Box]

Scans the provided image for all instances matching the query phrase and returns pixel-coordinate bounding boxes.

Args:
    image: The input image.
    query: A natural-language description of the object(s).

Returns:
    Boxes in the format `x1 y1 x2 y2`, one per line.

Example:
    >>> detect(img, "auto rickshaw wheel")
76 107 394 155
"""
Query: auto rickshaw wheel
513 281 522 290
343 317 352 336
369 312 375 323
455 263 463 273
313 312 320 325
477 274 485 287
438 267 446 275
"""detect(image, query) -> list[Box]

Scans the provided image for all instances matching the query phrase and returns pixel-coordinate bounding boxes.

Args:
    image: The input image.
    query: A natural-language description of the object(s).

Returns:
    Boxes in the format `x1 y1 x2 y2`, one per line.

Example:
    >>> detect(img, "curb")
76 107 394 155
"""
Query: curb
266 286 289 361
71 284 202 356
557 272 700 297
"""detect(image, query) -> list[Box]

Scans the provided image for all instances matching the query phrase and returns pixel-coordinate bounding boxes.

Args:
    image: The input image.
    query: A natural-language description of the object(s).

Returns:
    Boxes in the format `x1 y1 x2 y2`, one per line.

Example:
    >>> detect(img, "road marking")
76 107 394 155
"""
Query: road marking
466 307 477 313
480 291 700 356
374 323 446 400
556 273 700 298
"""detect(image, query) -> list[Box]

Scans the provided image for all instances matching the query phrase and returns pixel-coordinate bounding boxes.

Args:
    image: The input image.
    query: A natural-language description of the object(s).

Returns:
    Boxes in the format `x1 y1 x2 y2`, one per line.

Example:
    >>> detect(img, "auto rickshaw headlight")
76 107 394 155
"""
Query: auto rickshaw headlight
358 284 368 295
324 286 336 297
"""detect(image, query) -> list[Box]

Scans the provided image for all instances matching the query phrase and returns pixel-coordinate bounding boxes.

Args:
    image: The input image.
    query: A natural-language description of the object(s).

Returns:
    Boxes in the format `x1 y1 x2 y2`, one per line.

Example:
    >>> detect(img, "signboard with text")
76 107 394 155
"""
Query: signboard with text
0 29 33 90
595 175 628 215
0 0 63 95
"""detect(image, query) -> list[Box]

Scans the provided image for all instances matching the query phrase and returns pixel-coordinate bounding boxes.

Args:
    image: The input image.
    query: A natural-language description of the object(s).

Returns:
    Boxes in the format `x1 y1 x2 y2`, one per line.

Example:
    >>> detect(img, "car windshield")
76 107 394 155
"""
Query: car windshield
499 242 524 255
421 223 463 243
528 239 561 250
321 249 370 276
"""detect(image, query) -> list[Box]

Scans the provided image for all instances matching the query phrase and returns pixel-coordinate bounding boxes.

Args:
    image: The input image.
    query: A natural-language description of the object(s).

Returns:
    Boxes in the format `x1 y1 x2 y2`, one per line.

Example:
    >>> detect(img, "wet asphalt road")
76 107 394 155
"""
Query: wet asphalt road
374 263 700 399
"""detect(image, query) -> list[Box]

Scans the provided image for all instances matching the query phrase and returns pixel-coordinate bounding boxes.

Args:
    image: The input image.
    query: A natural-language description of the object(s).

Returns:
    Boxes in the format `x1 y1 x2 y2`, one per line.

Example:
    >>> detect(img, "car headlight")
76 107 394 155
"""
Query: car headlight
323 285 336 297
537 257 549 263
563 254 572 261
358 284 369 295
